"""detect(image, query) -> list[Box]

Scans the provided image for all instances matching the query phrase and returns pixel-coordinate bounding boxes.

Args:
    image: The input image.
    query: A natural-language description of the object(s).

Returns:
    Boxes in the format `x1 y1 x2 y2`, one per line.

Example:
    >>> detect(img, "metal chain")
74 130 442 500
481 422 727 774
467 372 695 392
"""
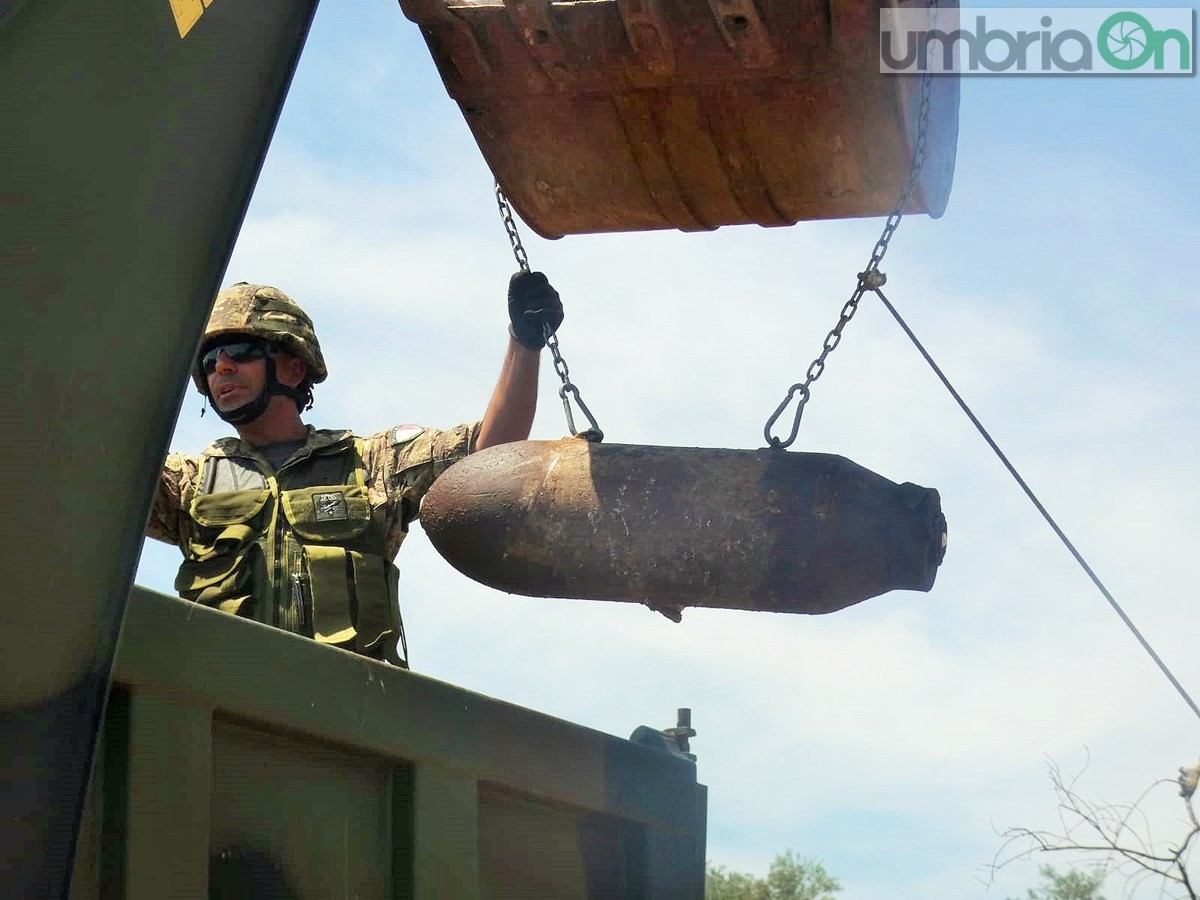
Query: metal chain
495 181 530 273
494 182 603 442
763 3 938 449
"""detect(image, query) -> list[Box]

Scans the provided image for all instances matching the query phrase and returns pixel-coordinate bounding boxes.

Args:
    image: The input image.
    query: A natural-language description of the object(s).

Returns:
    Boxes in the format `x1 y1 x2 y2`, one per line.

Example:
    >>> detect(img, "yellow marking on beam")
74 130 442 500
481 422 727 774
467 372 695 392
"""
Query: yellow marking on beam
169 0 213 39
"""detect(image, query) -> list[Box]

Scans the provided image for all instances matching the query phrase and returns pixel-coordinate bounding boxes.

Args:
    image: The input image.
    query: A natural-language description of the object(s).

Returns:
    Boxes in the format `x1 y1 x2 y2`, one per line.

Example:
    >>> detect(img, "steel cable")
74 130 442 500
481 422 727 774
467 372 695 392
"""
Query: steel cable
873 285 1200 724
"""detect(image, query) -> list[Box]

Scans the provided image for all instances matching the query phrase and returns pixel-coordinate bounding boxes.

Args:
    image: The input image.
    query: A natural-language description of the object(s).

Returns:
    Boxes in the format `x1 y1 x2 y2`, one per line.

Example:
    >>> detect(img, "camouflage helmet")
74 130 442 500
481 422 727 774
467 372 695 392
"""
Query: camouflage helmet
192 283 328 392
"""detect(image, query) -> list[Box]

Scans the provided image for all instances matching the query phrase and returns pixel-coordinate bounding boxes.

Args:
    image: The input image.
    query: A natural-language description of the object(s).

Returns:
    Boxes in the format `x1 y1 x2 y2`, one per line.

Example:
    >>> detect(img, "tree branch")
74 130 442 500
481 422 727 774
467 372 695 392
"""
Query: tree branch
988 755 1199 899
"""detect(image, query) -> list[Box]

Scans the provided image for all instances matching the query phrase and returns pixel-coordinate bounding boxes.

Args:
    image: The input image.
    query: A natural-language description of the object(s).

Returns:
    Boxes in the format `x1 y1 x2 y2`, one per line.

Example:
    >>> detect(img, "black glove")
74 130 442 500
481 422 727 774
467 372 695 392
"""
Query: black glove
507 271 564 350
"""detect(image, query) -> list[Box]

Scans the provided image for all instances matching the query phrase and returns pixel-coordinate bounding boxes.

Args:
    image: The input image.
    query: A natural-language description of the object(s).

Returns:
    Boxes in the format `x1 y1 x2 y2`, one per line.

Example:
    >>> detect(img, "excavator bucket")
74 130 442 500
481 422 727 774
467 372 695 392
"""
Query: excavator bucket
420 439 948 616
399 0 959 238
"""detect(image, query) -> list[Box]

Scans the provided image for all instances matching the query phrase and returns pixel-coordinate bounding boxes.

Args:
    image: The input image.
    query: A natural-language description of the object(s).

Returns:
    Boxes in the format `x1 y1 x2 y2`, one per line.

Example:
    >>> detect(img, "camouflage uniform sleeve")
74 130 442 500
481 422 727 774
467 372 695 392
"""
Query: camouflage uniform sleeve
146 452 202 548
360 422 480 559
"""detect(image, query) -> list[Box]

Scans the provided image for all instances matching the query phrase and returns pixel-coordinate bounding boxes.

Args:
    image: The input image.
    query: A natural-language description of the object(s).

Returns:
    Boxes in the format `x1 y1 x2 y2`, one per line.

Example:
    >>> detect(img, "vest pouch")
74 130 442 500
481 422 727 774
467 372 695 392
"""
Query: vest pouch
305 545 357 647
303 547 395 655
281 484 371 543
178 487 273 615
189 487 271 528
349 551 394 655
175 541 267 617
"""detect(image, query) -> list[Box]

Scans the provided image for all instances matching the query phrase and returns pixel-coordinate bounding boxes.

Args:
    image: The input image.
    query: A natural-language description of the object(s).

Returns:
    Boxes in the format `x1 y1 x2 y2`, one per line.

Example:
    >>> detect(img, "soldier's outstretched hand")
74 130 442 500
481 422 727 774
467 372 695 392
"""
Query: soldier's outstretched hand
508 271 564 350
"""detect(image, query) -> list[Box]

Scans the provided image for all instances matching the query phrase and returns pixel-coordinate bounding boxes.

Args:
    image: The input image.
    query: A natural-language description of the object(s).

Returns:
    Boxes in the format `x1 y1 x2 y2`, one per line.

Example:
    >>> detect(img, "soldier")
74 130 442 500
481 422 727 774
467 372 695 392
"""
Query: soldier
146 275 562 665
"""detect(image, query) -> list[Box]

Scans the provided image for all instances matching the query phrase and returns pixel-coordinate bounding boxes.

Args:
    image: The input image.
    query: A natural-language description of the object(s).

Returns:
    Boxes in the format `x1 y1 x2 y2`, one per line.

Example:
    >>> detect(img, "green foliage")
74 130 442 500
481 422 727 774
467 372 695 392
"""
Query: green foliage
706 850 841 900
706 864 768 900
1007 865 1107 900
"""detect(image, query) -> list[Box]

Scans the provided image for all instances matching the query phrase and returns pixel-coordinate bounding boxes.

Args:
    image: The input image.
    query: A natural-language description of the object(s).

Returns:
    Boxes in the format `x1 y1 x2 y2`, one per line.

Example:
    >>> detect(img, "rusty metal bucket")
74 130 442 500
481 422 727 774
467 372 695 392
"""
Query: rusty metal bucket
399 0 959 238
420 439 947 618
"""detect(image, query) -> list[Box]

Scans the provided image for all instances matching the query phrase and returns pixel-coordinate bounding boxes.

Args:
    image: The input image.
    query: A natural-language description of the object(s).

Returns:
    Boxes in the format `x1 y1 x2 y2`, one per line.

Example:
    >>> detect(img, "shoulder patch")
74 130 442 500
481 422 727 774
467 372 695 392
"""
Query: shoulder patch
391 425 425 446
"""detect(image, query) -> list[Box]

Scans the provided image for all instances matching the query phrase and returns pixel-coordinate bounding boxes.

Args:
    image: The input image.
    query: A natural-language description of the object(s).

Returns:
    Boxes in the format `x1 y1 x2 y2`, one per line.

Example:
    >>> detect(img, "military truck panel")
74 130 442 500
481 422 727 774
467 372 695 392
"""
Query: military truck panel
69 588 708 898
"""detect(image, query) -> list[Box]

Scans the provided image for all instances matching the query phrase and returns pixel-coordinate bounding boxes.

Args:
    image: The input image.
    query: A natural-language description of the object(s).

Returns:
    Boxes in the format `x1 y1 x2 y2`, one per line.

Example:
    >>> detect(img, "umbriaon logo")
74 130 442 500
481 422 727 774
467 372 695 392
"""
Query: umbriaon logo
880 7 1194 74
1098 11 1189 69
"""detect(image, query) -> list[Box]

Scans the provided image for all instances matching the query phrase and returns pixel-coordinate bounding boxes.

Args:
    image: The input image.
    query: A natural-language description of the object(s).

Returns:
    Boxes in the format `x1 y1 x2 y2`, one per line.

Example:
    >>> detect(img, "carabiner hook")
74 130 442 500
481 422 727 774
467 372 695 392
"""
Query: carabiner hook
762 383 809 450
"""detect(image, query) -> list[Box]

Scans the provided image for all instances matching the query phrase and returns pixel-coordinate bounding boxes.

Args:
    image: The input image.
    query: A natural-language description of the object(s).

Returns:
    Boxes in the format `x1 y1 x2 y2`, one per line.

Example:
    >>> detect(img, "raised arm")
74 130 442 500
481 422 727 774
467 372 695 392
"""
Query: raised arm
475 271 564 451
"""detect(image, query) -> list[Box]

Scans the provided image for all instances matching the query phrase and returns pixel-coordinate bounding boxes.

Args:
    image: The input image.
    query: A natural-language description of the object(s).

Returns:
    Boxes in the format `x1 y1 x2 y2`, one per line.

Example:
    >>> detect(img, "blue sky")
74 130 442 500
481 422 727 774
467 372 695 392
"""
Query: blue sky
137 2 1200 896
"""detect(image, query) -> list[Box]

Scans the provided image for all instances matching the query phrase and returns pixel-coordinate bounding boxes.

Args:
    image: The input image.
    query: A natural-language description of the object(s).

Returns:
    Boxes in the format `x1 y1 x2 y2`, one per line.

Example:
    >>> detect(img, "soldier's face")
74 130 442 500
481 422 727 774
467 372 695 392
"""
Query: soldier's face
205 346 267 412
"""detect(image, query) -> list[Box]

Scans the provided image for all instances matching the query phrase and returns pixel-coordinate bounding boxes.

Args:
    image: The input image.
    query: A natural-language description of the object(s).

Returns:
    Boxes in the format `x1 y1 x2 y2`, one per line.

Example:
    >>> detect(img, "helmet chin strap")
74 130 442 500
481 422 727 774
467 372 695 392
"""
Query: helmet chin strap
211 357 304 427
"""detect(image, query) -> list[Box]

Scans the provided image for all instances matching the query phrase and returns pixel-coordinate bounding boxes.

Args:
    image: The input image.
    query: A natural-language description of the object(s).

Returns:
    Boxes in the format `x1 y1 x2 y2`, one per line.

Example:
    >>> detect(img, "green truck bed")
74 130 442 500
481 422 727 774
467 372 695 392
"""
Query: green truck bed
70 589 707 898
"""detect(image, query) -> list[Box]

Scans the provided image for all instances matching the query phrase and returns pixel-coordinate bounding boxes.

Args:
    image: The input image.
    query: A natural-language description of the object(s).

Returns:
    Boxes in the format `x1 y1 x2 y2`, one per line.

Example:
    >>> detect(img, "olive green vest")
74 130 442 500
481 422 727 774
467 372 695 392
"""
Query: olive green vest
173 435 403 663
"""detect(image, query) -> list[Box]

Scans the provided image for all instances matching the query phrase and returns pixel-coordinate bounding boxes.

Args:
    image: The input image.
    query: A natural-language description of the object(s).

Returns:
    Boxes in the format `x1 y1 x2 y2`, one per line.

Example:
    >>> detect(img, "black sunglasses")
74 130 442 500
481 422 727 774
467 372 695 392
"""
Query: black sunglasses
197 340 273 375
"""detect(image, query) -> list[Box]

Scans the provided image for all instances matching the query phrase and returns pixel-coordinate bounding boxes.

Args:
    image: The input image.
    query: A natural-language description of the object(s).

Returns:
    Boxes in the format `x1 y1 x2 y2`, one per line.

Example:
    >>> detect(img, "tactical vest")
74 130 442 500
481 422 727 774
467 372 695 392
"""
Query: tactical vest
173 435 403 663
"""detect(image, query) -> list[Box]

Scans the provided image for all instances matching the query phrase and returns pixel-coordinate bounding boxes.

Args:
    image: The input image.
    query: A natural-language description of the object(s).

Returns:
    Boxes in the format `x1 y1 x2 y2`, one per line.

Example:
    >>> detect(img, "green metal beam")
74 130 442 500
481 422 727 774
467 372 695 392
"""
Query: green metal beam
0 1 318 894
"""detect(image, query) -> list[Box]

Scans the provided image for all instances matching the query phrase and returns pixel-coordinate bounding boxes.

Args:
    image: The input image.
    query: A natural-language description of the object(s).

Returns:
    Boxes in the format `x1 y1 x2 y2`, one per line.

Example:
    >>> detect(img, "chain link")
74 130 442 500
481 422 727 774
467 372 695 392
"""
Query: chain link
494 182 603 441
763 3 938 449
495 182 530 273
